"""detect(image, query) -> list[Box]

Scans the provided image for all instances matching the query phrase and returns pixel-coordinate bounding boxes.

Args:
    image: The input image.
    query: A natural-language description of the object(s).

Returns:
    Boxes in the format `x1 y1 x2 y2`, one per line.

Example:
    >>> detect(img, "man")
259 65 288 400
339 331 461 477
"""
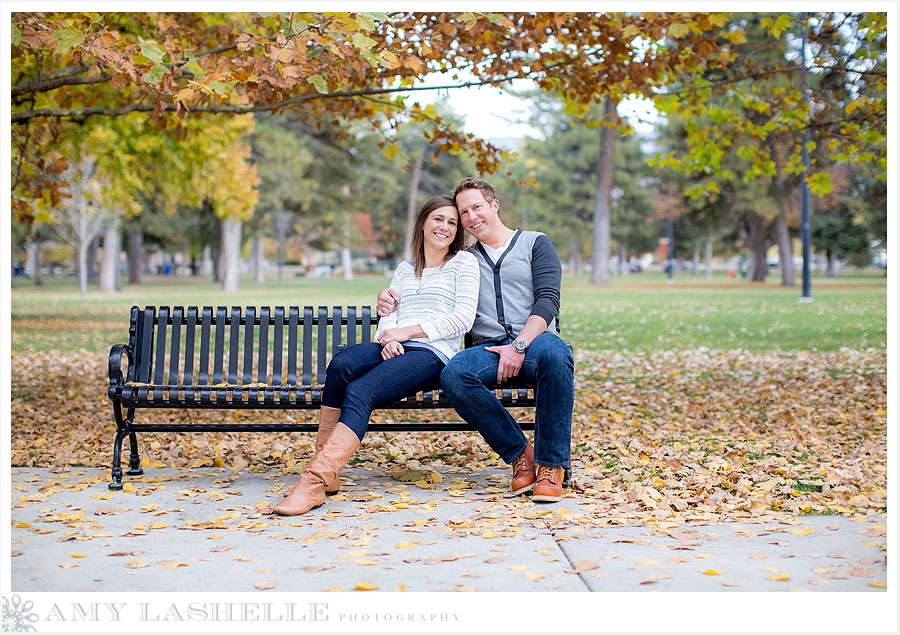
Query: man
378 177 574 502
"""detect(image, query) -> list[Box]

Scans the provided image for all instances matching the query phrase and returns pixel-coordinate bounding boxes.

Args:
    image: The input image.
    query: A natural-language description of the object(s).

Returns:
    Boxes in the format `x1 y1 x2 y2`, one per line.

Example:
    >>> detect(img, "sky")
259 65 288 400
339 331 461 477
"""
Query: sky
408 72 661 141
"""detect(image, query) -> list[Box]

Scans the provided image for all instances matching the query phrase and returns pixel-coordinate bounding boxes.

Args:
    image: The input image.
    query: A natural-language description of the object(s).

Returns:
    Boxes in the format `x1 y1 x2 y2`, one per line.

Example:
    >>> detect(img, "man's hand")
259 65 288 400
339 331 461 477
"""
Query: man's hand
485 344 525 384
381 341 404 360
377 288 400 317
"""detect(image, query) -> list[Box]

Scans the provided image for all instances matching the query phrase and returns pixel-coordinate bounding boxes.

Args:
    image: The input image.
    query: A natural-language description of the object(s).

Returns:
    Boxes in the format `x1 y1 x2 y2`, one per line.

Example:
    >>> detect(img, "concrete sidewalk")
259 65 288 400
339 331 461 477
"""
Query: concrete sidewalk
9 467 887 593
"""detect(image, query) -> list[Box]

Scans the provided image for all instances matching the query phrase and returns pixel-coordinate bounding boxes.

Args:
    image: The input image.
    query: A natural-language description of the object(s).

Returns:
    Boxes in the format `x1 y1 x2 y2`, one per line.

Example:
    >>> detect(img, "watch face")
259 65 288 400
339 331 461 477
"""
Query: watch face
514 340 527 352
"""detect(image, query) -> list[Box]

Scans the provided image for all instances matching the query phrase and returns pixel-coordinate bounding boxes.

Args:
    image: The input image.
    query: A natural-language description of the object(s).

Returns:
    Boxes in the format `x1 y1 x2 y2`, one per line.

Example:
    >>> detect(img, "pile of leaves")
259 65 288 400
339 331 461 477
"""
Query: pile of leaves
10 347 887 522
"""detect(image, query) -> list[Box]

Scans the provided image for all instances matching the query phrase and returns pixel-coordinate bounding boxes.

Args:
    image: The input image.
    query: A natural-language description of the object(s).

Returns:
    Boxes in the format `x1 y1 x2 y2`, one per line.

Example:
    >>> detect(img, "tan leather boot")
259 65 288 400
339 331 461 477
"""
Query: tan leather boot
511 443 536 494
532 465 563 503
315 406 342 494
273 422 360 516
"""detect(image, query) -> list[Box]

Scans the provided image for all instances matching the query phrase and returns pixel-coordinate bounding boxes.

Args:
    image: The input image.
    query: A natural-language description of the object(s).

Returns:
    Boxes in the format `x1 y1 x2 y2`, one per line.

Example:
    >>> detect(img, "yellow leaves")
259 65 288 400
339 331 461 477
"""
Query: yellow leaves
71 553 87 558
124 560 150 569
16 522 31 528
482 530 498 539
158 560 190 569
701 569 722 575
621 24 641 41
869 581 887 589
790 527 814 536
668 23 692 39
254 581 276 590
724 30 747 45
394 541 416 549
765 573 790 581
354 582 379 591
509 565 527 572
59 562 80 568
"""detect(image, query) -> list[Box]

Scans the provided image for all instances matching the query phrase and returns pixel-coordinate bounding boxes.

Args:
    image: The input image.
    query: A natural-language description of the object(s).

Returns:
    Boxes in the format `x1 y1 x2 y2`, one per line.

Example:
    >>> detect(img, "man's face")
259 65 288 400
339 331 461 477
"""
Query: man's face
455 188 501 243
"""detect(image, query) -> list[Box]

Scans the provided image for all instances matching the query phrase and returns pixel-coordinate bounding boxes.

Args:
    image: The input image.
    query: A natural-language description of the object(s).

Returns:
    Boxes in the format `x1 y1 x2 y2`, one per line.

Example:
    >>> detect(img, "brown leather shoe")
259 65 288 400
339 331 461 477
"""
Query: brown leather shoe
511 443 536 494
532 465 563 503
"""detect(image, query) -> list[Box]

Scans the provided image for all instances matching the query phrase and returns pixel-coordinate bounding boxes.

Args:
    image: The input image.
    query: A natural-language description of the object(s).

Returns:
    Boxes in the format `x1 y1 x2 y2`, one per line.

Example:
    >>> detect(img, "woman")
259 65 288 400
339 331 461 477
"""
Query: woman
273 195 480 515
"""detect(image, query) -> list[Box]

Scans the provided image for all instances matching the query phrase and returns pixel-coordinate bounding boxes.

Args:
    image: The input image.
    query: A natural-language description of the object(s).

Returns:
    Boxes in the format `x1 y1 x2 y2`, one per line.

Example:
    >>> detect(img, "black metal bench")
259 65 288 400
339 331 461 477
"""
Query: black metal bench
106 305 544 490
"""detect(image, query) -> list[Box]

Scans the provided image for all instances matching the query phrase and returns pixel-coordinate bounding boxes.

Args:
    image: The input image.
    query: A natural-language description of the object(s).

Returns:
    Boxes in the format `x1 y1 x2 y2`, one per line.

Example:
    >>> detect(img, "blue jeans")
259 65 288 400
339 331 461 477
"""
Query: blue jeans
440 332 574 468
322 342 444 441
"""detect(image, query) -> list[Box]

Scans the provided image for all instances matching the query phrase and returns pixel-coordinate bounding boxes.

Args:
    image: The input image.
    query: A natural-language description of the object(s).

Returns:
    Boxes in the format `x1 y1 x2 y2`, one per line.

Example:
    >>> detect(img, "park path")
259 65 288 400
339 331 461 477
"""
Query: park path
10 466 886 593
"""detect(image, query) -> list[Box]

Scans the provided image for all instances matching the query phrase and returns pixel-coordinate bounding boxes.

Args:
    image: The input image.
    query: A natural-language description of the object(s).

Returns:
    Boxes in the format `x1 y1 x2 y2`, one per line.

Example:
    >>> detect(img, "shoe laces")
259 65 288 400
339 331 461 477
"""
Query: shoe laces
512 453 526 474
535 465 560 485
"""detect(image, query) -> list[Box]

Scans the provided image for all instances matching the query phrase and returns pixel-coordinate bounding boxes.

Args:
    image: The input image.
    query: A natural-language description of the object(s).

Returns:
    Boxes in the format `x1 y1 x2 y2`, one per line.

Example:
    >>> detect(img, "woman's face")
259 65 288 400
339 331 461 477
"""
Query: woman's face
422 205 458 253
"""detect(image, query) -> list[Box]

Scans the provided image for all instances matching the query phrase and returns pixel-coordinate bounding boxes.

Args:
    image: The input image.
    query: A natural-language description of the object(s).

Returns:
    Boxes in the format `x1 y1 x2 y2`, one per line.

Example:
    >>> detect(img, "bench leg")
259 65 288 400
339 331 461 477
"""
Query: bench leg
109 427 126 491
126 408 143 476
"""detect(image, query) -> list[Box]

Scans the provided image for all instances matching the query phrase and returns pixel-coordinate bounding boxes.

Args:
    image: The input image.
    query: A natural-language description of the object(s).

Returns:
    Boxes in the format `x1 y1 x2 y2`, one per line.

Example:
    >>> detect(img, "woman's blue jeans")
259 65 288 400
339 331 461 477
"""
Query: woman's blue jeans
321 342 444 441
440 332 574 468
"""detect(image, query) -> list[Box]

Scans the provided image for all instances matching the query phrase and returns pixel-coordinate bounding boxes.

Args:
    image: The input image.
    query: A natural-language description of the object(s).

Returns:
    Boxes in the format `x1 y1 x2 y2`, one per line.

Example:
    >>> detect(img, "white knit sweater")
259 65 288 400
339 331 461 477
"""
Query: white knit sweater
374 250 480 362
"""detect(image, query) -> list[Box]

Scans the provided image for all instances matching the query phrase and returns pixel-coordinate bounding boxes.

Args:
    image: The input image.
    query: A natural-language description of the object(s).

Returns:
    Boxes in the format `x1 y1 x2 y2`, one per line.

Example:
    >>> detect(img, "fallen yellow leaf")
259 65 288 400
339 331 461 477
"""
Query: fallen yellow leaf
394 542 416 549
254 581 276 590
71 553 87 558
509 565 528 571
791 527 814 536
59 562 79 568
124 560 150 569
701 569 722 575
869 581 887 589
765 574 790 581
355 582 379 591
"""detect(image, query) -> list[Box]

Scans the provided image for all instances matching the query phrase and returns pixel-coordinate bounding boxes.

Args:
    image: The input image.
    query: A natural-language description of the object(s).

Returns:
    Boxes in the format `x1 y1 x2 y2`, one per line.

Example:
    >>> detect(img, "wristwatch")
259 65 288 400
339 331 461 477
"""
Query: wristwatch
513 339 529 354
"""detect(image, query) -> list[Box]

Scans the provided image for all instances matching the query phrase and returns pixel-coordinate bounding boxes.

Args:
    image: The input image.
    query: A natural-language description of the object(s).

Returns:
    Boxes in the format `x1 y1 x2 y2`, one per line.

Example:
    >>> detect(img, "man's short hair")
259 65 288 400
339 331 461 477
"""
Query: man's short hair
454 177 499 205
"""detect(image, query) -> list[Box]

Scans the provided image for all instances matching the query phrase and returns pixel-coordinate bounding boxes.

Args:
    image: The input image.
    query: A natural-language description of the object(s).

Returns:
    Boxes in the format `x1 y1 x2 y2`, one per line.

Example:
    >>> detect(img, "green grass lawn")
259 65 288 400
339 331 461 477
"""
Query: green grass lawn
10 270 887 353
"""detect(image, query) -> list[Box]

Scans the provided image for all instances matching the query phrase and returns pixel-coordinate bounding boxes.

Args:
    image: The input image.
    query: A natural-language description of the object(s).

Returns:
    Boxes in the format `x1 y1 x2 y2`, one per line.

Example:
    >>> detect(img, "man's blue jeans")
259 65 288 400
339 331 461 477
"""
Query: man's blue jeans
440 332 574 468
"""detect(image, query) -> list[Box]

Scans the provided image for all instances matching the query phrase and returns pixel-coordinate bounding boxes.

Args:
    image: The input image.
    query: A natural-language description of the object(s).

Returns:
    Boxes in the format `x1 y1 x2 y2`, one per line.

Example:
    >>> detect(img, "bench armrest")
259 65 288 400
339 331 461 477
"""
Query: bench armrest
108 344 133 387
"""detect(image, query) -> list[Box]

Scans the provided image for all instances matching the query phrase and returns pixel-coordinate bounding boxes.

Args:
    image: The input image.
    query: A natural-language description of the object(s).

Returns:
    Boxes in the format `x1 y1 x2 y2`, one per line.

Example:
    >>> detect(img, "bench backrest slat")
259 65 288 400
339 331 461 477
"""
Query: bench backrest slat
302 307 313 386
242 306 255 385
332 306 342 361
136 307 155 383
228 306 240 385
168 307 183 387
213 307 226 384
183 306 197 386
317 306 328 382
153 306 169 400
198 307 212 386
272 307 284 387
347 306 357 347
361 306 372 343
287 307 299 385
257 307 269 385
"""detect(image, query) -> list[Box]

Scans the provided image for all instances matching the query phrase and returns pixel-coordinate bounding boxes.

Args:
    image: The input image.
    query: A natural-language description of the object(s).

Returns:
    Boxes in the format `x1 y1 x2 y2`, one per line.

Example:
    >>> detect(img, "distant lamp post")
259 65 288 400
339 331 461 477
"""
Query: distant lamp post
799 12 814 303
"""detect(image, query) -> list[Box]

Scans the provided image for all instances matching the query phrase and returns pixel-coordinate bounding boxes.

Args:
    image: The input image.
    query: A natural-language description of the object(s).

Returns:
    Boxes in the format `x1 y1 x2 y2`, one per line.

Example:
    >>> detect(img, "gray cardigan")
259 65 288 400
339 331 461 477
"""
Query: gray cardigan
468 229 561 345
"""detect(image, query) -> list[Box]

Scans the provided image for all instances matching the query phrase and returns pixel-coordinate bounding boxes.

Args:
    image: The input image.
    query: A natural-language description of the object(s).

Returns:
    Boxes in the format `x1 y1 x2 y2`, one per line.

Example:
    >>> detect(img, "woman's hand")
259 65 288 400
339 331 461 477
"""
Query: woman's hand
377 326 416 345
381 340 404 360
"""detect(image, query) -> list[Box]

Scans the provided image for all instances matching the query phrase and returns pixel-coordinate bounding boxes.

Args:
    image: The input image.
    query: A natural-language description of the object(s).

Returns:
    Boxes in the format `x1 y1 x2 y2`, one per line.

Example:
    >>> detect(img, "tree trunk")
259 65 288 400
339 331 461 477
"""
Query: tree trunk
692 241 700 276
86 234 100 285
35 243 43 286
826 248 835 277
212 245 222 283
100 219 121 293
747 212 768 282
774 212 795 286
590 96 616 285
220 217 241 292
705 235 713 279
77 238 88 299
341 247 353 281
568 236 584 277
201 245 213 276
403 151 425 262
250 235 265 283
128 227 143 284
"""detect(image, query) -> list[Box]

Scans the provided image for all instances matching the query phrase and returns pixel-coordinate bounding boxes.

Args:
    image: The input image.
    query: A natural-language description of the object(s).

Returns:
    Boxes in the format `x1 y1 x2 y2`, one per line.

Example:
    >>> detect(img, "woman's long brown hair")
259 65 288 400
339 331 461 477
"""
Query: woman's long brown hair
410 195 465 277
